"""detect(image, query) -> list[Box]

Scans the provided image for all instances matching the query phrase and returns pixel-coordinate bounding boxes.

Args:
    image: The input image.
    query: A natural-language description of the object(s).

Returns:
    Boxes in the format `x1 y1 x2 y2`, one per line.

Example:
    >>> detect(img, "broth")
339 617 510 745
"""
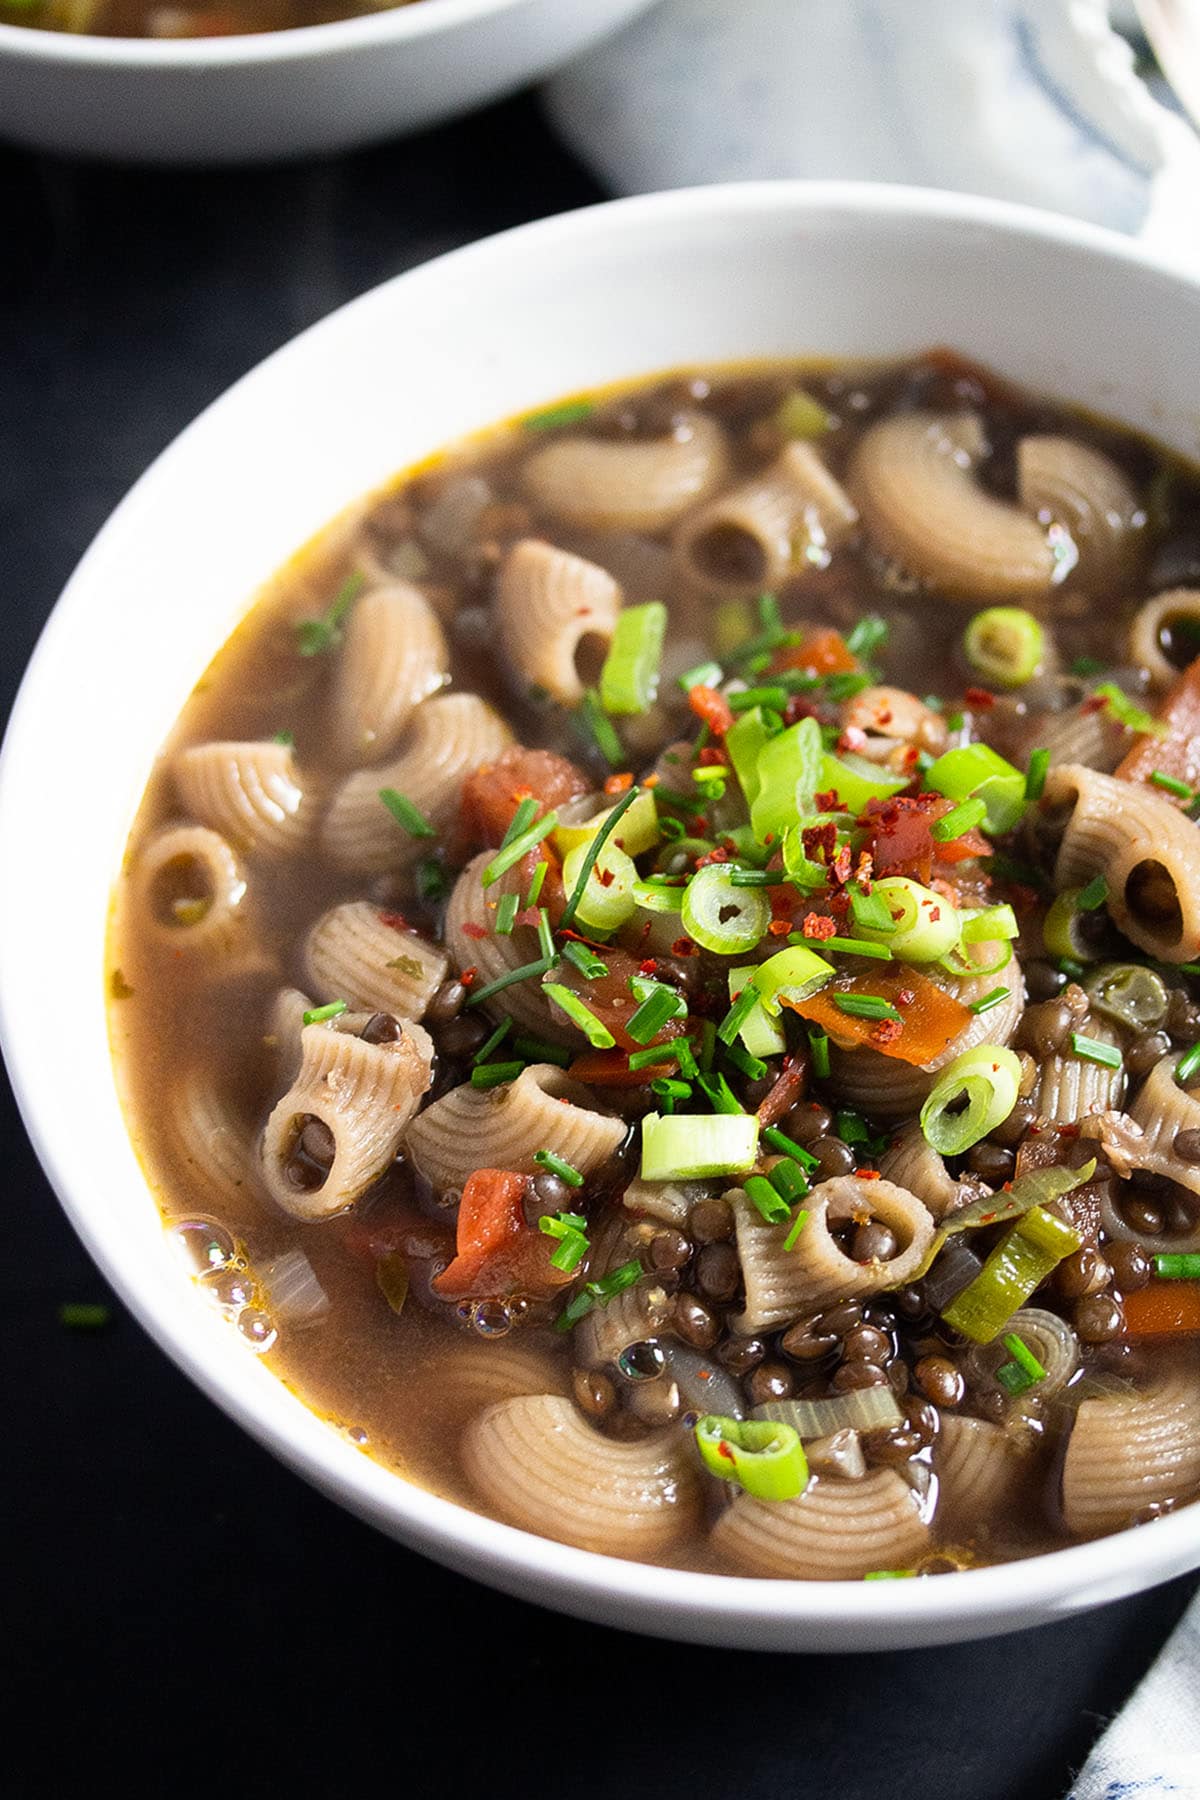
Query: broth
110 353 1200 1579
1 0 423 39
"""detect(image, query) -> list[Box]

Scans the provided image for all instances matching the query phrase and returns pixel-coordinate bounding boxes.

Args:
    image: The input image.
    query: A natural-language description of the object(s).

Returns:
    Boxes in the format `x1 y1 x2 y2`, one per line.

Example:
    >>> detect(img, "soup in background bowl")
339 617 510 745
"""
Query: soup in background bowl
5 183 1200 1650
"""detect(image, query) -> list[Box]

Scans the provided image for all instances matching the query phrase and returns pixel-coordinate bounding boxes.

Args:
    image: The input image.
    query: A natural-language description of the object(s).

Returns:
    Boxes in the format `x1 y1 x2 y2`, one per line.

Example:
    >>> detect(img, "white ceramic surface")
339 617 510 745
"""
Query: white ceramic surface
0 0 658 164
4 183 1200 1652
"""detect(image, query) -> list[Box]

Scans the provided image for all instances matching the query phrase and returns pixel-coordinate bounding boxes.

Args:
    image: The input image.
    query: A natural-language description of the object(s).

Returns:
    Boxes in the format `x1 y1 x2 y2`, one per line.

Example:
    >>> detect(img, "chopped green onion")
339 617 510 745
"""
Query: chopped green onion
272 730 294 747
694 1414 808 1502
832 993 902 1022
776 388 832 440
302 999 348 1025
494 892 519 936
576 688 625 767
782 1207 810 1252
969 987 1011 1015
679 659 723 692
1091 683 1166 738
1072 655 1106 677
749 945 835 1016
473 1018 513 1065
822 936 893 961
1002 1333 1048 1382
1154 1254 1200 1280
941 1204 1082 1342
522 397 594 432
512 1036 573 1068
466 956 554 1008
727 966 787 1057
640 1111 760 1180
628 1044 679 1072
555 1258 643 1332
1176 1043 1200 1086
744 1174 791 1225
835 1107 871 1145
417 858 449 904
817 749 908 815
651 1077 692 1102
559 785 641 930
769 1159 810 1204
750 716 825 842
482 812 558 888
681 864 771 956
930 797 988 842
1043 889 1104 965
1150 770 1193 799
471 1060 524 1089
996 1360 1038 1396
697 1072 744 1115
294 570 364 657
499 795 539 851
809 1029 831 1079
960 903 1020 943
762 1127 820 1171
536 909 556 965
627 982 687 1045
963 607 1045 688
846 614 888 661
719 985 763 1046
729 685 788 714
1025 748 1050 801
533 1150 584 1188
547 1231 589 1274
722 1040 768 1081
58 1302 111 1330
524 861 549 909
1069 1032 1122 1070
849 876 961 964
542 983 616 1049
825 672 873 704
378 788 436 840
633 878 686 914
864 1570 915 1581
920 1044 1021 1155
923 743 1027 835
561 938 608 981
849 887 897 934
600 602 668 715
675 1038 700 1080
1075 874 1110 912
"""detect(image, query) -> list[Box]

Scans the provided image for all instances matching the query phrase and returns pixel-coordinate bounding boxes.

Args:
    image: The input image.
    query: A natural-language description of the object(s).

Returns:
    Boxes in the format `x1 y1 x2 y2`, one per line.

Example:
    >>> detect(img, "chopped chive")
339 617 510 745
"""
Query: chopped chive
1001 1333 1047 1382
846 615 888 660
1025 747 1050 801
272 729 294 747
302 999 348 1025
1154 1253 1200 1279
659 815 685 841
1075 875 1109 911
849 887 897 933
762 1126 821 1171
969 986 1011 1015
825 670 872 703
466 956 555 1008
864 1570 916 1581
651 1076 692 1101
782 1207 810 1253
58 1302 111 1330
809 1029 831 1079
555 1259 643 1331
1150 770 1193 799
500 796 540 851
1092 683 1165 737
729 870 785 888
556 1290 595 1331
294 570 364 657
522 397 594 432
629 1044 678 1072
721 1041 768 1081
561 938 609 981
378 788 437 840
512 1035 573 1068
548 1231 589 1273
543 983 616 1048
832 993 902 1022
470 1060 524 1089
473 1018 513 1064
996 1359 1038 1396
559 785 641 930
1175 1043 1200 1086
930 797 988 842
697 1071 744 1114
744 1174 791 1225
537 908 556 964
718 985 761 1045
945 711 965 732
627 987 685 1045
533 1150 584 1187
482 812 558 887
728 685 788 713
416 857 449 904
674 1038 699 1080
678 659 723 692
494 892 519 936
836 1108 871 1145
1070 1032 1123 1070
577 688 625 768
524 860 548 910
823 937 893 961
769 1159 809 1204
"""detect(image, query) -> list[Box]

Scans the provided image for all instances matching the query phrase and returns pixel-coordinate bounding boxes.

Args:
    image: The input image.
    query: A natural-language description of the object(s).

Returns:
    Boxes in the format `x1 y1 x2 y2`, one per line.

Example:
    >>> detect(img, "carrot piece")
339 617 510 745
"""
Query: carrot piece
568 1048 669 1086
772 627 858 678
1115 655 1200 795
785 970 972 1066
431 1169 572 1300
688 684 734 737
1120 1282 1200 1338
460 745 590 846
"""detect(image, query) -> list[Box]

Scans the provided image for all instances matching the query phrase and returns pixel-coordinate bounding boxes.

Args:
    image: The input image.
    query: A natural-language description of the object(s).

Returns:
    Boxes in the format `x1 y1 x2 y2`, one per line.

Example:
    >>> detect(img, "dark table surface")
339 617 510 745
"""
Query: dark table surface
1 91 1195 1800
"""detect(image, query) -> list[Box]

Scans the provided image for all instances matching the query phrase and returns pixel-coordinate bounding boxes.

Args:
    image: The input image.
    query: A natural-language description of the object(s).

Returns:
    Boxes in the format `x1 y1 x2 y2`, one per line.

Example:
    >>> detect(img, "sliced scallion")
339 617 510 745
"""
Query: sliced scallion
920 1044 1021 1155
963 607 1045 688
681 865 771 955
559 784 641 931
694 1415 808 1502
599 602 668 716
640 1111 760 1180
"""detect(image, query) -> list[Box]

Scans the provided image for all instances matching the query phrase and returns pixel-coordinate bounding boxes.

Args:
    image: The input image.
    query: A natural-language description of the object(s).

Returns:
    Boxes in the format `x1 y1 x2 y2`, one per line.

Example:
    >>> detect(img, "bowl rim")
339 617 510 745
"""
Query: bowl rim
0 0 535 67
5 177 1200 1640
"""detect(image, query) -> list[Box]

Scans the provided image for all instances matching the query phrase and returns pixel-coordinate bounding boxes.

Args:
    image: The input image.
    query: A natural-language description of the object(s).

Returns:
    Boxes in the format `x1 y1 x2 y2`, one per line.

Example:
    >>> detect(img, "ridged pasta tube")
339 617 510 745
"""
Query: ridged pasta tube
165 1066 255 1215
495 539 622 706
1033 698 1132 775
1062 1370 1200 1537
321 692 513 874
850 412 1058 600
1016 436 1142 592
934 1414 1032 1535
445 852 575 1044
329 582 449 764
304 900 448 1020
461 1394 701 1557
438 1342 571 1429
828 959 1026 1120
733 1178 936 1331
265 984 434 1089
261 1019 433 1221
521 412 729 533
1042 764 1200 963
1030 1017 1126 1124
1094 1055 1200 1249
1129 589 1200 692
712 1469 929 1579
404 1062 625 1195
674 441 858 599
132 822 260 966
877 1123 983 1221
174 739 313 860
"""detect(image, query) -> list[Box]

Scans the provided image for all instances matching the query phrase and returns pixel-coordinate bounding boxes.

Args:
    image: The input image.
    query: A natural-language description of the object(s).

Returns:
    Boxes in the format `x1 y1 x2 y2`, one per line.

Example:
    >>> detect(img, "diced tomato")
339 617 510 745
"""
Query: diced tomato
786 970 972 1065
460 745 589 847
431 1169 573 1300
560 944 687 1053
1115 655 1200 795
568 1048 672 1086
772 627 858 679
861 792 989 884
1122 1282 1200 1338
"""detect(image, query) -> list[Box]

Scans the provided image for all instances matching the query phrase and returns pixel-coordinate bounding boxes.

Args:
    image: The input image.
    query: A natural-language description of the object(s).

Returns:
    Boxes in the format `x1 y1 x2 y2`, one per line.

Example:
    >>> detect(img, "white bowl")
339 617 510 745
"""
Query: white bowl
4 182 1200 1651
0 0 657 164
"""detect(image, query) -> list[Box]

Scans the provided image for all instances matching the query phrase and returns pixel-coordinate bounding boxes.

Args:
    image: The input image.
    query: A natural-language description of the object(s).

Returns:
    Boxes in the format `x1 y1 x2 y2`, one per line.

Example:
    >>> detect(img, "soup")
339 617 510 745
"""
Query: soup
109 352 1200 1579
0 0 422 38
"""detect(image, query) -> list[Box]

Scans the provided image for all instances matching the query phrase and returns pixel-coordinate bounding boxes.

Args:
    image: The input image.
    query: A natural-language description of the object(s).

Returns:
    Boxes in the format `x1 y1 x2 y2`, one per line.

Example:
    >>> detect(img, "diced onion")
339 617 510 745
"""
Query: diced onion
920 1044 1021 1156
260 1250 330 1328
754 1385 904 1439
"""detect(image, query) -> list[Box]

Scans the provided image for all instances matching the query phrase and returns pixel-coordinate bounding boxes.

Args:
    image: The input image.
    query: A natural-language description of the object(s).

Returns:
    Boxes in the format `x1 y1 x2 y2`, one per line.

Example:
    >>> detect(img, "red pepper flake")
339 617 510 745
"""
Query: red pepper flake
672 937 698 957
377 910 410 931
688 684 734 736
964 686 995 709
838 726 869 754
763 832 776 846
639 959 658 977
1081 695 1106 715
870 1018 904 1047
596 866 614 887
876 708 894 728
855 851 874 889
768 918 792 936
802 913 837 941
902 745 920 770
897 987 916 1007
802 822 838 863
815 788 841 813
695 845 731 867
698 746 728 767
783 695 818 727
856 1168 882 1180
460 967 477 987
831 843 853 886
460 921 487 940
927 904 941 922
603 771 633 795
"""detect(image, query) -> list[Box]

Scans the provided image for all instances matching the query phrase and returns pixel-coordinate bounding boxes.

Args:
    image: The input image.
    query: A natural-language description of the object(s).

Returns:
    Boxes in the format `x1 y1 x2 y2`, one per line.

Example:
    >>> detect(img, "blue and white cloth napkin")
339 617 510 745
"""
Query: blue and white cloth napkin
1067 1592 1200 1797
